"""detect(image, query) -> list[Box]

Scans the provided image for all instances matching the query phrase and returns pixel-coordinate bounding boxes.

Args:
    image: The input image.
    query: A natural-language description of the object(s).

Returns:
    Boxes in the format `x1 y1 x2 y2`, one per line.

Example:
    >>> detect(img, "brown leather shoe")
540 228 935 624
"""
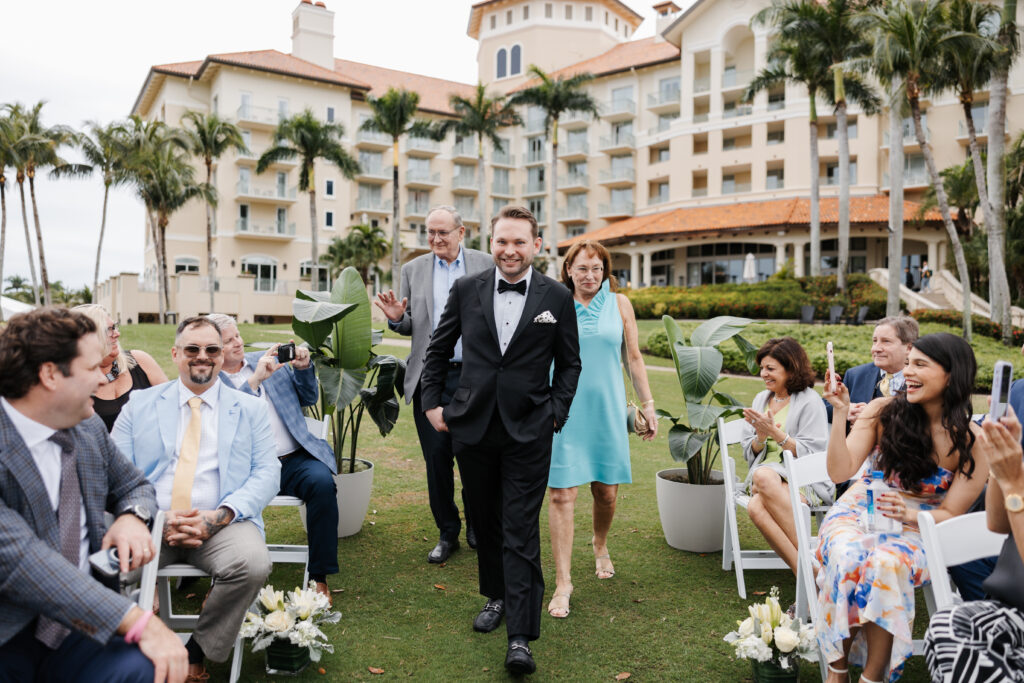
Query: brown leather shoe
185 665 209 681
315 580 333 607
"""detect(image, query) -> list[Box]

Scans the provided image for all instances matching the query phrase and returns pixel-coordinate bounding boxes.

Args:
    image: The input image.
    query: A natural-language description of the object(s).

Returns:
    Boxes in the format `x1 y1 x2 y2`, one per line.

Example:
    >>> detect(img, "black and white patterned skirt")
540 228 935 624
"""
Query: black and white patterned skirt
925 600 1024 682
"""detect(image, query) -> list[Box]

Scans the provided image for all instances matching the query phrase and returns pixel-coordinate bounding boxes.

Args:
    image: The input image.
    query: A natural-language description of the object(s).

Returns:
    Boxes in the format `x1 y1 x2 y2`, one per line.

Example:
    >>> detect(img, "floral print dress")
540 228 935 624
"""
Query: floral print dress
814 447 954 681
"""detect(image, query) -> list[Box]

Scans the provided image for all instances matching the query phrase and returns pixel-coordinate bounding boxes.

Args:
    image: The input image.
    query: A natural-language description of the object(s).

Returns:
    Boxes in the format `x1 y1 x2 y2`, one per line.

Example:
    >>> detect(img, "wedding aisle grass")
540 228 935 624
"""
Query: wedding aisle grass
118 322 941 681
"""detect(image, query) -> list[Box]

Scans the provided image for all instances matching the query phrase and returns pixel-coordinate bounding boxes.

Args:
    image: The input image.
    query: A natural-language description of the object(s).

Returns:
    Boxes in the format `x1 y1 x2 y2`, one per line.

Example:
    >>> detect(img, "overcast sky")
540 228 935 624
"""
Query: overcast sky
0 0 659 291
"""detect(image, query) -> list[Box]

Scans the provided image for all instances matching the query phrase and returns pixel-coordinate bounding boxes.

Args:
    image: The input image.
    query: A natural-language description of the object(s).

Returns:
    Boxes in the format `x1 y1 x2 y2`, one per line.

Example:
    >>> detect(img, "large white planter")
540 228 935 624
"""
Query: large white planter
333 459 374 538
656 467 726 553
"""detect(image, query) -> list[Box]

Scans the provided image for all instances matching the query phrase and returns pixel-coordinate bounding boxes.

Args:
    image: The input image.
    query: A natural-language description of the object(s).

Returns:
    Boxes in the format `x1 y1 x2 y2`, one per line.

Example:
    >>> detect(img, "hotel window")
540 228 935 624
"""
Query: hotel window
528 198 545 223
568 225 585 238
585 5 593 20
523 5 529 19
825 160 858 185
493 198 507 215
409 189 430 213
276 172 287 198
212 95 219 115
652 146 670 163
605 10 609 24
492 167 510 194
241 129 252 151
527 136 545 163
545 3 553 18
276 207 288 233
567 160 587 178
326 106 335 123
496 48 507 79
510 45 522 76
299 260 330 290
241 256 277 293
238 204 250 230
825 119 858 139
507 9 513 23
768 89 785 111
610 187 633 207
325 179 335 197
565 4 573 19
277 98 288 122
175 257 200 274
240 92 252 118
325 211 334 229
238 167 251 193
615 17 619 30
766 167 785 190
767 128 785 145
490 14 496 29
650 181 669 204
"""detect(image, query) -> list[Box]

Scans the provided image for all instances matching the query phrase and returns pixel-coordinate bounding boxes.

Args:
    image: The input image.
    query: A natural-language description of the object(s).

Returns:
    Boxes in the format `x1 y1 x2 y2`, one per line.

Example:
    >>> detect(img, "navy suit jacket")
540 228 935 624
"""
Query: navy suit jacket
825 361 884 423
0 409 157 646
219 351 335 474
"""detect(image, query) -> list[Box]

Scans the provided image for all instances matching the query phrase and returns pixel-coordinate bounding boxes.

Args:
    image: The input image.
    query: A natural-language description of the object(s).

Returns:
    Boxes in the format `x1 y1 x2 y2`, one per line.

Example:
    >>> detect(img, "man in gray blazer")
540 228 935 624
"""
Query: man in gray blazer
375 205 492 564
0 308 187 682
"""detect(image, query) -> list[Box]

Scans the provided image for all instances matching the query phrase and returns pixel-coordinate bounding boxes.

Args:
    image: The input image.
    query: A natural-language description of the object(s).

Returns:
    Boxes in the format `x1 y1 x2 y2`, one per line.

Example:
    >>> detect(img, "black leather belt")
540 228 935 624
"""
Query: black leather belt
278 447 304 462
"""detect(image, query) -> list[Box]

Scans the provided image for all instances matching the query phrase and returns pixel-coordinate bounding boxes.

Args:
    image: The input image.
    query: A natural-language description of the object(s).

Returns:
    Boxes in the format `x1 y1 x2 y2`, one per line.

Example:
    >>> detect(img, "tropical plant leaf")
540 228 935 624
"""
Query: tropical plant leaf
675 346 723 401
689 316 753 347
733 334 761 375
686 402 730 430
667 424 711 464
295 289 332 303
291 300 356 350
330 267 372 370
654 408 676 419
662 315 686 367
372 328 384 346
712 390 743 407
315 357 365 411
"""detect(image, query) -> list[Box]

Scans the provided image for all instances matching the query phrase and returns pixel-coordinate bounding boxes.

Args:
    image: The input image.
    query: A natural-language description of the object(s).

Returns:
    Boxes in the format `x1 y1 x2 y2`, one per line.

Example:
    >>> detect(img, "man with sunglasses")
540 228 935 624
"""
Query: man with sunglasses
112 316 278 681
375 206 492 565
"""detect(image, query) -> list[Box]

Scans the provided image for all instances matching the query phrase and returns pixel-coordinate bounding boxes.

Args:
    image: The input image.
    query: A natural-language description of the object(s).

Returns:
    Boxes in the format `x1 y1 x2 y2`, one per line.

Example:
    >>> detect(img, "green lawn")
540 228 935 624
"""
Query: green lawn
118 320 956 681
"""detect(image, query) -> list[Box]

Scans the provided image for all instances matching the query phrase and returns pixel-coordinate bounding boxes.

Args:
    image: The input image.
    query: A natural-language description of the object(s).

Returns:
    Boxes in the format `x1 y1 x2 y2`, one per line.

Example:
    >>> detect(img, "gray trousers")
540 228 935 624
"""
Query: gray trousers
159 521 271 662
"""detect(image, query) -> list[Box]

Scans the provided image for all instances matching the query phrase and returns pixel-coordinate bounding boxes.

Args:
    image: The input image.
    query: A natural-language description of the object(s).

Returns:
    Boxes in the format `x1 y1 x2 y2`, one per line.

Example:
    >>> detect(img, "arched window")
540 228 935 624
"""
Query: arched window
510 45 522 76
496 48 507 79
241 255 278 293
174 256 200 274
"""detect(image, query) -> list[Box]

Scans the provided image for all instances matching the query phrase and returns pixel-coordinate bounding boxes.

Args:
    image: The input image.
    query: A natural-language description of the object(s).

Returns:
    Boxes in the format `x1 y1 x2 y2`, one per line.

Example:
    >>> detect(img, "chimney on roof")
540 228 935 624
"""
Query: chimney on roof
653 1 682 36
291 0 335 71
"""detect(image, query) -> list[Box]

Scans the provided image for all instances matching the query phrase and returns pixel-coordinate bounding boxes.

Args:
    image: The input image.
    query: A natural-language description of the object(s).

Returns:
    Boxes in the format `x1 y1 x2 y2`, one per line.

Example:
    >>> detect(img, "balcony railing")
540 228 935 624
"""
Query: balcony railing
649 193 669 205
693 77 711 94
405 202 431 217
557 205 589 221
560 139 589 157
883 117 928 146
526 148 546 164
598 133 635 151
692 187 708 197
881 170 929 187
647 91 681 108
693 112 710 123
358 164 393 180
235 181 297 201
559 173 589 189
561 109 592 125
451 139 478 157
355 196 392 212
598 201 635 217
721 68 754 89
602 98 636 117
235 105 283 126
648 118 677 136
234 219 296 237
405 168 441 185
523 180 547 195
452 173 478 191
957 119 988 137
722 104 753 119
526 115 547 133
491 179 512 195
599 167 636 183
722 182 752 195
406 136 441 154
768 97 786 111
491 149 515 165
355 129 392 146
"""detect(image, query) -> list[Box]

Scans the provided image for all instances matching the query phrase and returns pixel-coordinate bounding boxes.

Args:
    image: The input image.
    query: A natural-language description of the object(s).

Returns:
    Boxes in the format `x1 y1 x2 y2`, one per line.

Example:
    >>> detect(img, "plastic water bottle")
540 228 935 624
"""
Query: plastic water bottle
866 470 901 534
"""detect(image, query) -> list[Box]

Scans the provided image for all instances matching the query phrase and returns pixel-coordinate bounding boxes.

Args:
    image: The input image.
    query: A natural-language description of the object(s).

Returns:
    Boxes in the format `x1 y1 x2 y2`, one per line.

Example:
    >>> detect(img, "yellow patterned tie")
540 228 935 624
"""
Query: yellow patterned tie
878 372 893 398
170 397 203 510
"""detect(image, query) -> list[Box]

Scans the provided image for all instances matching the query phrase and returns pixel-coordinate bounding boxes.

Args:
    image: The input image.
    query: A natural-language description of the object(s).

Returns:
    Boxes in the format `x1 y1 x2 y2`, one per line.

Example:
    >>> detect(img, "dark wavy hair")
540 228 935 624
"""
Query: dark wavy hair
0 307 97 399
878 332 977 492
755 337 816 393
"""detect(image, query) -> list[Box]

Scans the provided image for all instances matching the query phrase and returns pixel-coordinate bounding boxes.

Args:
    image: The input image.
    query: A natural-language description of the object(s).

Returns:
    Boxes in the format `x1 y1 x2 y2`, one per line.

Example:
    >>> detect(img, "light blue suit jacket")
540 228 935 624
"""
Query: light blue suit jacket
219 351 336 474
111 380 280 534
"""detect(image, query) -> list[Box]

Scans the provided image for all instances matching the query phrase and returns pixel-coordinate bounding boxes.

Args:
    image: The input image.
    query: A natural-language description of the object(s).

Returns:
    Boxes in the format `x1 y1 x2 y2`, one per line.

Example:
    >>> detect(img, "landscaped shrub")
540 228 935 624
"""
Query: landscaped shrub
910 309 1024 347
623 274 889 322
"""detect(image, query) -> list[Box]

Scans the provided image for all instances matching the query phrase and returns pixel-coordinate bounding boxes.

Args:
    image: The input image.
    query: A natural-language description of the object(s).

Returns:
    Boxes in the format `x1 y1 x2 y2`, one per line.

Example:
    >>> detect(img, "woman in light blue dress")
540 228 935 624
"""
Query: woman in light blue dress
546 240 657 619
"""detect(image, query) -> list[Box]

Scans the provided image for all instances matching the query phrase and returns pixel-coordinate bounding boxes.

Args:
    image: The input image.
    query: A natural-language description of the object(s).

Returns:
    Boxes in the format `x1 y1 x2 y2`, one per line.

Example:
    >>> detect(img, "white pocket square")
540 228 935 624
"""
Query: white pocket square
533 311 557 324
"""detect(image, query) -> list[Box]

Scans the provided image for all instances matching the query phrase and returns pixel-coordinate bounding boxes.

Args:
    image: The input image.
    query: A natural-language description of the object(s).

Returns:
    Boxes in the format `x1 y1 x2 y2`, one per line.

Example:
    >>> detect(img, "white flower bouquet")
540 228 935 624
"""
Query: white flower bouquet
722 587 818 673
240 582 341 662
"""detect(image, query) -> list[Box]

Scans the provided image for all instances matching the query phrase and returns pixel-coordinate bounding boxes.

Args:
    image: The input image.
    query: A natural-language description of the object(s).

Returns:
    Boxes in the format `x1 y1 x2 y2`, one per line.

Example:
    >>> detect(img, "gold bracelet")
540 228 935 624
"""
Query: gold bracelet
642 399 655 406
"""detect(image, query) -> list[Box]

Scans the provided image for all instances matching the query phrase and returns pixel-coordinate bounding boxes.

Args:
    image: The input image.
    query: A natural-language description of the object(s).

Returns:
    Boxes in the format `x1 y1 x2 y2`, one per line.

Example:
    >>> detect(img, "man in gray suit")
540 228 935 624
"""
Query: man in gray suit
0 308 187 682
375 205 492 564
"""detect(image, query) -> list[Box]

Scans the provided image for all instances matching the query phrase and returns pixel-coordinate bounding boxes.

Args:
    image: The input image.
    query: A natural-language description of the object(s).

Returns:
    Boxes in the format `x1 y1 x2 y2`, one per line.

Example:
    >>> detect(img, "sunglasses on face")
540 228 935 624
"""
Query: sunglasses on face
179 344 223 358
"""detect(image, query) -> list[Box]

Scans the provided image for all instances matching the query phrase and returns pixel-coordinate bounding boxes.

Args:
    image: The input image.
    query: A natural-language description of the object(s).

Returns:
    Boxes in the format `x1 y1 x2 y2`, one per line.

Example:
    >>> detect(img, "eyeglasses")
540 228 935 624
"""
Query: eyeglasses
106 323 119 336
179 344 223 357
572 266 604 275
428 229 455 239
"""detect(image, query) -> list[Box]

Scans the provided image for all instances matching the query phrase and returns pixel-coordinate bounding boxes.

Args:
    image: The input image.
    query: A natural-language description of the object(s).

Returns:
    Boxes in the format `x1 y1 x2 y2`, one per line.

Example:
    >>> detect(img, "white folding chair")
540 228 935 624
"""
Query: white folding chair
783 450 832 682
918 510 1006 613
720 417 787 598
138 512 245 683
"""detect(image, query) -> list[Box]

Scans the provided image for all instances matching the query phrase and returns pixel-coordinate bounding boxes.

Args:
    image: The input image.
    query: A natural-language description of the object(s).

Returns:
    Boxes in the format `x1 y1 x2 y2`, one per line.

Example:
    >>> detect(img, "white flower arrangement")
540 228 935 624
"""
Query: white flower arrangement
722 587 818 671
241 582 341 661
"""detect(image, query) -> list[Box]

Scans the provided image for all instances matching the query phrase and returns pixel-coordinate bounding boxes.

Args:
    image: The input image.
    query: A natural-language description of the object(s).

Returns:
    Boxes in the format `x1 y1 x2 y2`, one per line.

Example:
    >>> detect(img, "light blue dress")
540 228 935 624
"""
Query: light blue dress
549 280 632 488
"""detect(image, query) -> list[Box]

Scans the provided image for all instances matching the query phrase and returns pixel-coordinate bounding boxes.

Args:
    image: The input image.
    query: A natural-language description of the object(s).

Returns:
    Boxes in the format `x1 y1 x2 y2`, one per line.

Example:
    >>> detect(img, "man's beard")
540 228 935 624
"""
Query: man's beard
189 363 215 384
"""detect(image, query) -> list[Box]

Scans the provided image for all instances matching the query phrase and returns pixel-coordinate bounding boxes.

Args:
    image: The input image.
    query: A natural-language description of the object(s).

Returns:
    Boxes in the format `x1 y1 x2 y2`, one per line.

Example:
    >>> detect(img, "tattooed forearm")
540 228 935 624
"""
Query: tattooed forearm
200 508 234 539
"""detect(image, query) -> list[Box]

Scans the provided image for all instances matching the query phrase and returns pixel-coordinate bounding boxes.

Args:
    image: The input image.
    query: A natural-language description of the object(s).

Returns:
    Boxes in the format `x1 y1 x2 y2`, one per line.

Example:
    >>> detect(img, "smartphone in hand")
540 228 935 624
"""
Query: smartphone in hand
826 341 836 394
276 342 296 363
990 361 1014 421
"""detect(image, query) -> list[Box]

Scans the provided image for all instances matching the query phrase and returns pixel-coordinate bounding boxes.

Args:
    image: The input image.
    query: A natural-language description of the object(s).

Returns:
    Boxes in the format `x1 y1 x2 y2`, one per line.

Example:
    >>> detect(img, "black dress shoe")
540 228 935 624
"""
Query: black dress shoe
505 639 536 675
473 598 505 633
428 539 459 564
466 525 477 549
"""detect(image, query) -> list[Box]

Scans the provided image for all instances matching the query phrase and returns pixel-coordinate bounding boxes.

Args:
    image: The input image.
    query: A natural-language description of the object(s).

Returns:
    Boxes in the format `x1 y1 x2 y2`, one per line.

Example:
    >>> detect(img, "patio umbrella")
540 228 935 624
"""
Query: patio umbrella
742 253 757 283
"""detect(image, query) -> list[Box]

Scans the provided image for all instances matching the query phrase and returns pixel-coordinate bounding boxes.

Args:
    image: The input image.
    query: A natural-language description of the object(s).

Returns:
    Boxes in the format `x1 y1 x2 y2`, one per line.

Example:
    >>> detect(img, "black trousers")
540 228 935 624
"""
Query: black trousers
413 366 471 543
453 407 553 641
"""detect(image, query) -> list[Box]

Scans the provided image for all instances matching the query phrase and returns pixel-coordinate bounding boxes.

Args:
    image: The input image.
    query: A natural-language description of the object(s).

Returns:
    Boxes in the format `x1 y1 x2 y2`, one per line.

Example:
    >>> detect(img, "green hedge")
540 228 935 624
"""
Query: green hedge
624 274 890 321
910 309 1024 347
644 321 1023 392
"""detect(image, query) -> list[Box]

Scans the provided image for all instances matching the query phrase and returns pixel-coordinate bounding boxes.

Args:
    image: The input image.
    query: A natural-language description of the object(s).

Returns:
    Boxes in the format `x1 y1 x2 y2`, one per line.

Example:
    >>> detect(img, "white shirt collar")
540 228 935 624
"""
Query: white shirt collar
177 378 221 409
0 397 55 450
435 245 464 268
494 265 533 292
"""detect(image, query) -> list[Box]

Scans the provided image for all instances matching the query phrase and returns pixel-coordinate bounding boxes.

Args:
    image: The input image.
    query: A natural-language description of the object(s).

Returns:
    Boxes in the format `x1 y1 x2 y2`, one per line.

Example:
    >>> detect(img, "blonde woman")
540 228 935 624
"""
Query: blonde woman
545 240 657 619
73 304 168 431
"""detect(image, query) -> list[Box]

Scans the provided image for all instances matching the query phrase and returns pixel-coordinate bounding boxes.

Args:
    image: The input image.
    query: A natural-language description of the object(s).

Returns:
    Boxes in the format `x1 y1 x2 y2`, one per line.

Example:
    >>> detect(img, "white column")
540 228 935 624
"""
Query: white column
775 242 788 272
630 252 640 288
927 240 938 270
710 48 724 118
752 33 769 112
642 250 653 287
793 242 806 277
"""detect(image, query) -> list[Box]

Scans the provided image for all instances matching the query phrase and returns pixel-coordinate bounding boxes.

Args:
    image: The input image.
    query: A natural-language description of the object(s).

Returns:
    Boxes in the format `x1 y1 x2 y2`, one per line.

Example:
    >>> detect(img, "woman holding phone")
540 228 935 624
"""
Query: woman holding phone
741 337 830 574
817 333 990 682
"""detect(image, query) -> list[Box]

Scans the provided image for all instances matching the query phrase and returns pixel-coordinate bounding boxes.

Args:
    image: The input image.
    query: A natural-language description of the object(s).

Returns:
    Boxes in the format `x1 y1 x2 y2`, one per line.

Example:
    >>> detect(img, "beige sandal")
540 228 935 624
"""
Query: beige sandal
593 537 615 579
547 590 572 618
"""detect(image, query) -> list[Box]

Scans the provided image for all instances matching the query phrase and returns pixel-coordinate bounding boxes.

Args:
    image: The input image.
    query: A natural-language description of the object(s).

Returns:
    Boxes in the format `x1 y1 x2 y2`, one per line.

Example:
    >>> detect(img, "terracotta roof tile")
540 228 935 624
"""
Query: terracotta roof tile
205 50 371 89
530 37 680 84
152 60 203 77
558 196 943 248
334 59 475 116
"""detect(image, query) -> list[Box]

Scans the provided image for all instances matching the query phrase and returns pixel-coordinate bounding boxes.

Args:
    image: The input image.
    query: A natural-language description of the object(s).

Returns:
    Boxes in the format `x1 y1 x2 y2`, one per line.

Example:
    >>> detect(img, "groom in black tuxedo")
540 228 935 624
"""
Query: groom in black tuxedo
421 205 581 675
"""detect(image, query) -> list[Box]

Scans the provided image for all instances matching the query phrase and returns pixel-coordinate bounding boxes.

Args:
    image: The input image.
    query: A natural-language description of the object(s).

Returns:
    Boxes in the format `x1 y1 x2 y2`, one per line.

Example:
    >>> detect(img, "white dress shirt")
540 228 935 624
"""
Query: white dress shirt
223 365 300 457
434 246 466 362
1 397 89 572
493 266 533 356
152 380 225 512
880 368 906 394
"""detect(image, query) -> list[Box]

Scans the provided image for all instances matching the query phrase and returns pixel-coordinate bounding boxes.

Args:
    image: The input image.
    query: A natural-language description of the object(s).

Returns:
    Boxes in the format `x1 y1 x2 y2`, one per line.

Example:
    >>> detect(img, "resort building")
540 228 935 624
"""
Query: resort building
98 0 1024 323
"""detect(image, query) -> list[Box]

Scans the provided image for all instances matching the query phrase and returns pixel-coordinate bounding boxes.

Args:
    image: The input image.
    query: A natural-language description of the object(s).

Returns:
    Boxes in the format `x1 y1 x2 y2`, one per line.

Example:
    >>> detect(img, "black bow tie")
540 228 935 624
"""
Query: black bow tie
498 279 527 295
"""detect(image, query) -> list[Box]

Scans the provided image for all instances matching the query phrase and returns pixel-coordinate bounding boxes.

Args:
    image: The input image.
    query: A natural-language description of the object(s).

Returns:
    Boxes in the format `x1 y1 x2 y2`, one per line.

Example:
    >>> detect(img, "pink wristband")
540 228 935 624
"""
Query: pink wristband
125 610 153 644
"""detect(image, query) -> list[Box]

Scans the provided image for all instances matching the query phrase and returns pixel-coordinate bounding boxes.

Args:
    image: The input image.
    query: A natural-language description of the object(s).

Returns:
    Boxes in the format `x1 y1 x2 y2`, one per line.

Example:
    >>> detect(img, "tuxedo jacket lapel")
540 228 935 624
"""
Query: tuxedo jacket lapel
506 272 548 353
475 269 501 350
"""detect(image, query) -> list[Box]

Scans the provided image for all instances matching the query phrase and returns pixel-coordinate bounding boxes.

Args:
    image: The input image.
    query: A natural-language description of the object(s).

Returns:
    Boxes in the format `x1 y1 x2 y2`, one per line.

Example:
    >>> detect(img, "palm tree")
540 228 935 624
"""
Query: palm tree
860 0 984 340
510 66 599 272
433 84 521 251
4 274 29 297
359 88 433 288
259 109 358 292
0 112 13 321
746 17 831 276
49 121 132 298
755 0 879 291
2 105 41 305
182 111 248 312
322 223 390 282
5 101 77 306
